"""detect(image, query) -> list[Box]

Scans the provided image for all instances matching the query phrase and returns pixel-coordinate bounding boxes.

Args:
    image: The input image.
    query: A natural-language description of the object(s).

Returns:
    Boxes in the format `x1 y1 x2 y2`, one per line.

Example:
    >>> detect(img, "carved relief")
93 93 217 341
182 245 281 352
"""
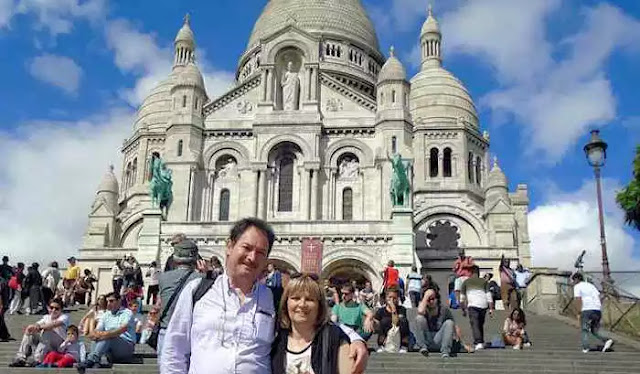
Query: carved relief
338 157 359 180
325 97 343 112
237 100 253 114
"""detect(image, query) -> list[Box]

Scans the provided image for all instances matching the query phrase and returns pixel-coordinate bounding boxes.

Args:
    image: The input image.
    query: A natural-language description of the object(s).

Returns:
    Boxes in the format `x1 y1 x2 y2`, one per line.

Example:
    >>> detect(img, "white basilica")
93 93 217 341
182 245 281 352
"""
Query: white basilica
81 1 531 294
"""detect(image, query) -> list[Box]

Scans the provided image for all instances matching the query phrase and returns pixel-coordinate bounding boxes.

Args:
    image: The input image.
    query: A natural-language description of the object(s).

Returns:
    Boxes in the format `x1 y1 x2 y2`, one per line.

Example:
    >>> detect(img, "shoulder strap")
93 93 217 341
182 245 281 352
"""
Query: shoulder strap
322 324 330 374
192 277 216 308
158 270 193 324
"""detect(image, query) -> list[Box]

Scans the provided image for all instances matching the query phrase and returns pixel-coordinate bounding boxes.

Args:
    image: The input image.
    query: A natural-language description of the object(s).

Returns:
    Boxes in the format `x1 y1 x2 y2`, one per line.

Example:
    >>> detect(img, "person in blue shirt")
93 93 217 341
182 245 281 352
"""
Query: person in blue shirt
77 292 136 372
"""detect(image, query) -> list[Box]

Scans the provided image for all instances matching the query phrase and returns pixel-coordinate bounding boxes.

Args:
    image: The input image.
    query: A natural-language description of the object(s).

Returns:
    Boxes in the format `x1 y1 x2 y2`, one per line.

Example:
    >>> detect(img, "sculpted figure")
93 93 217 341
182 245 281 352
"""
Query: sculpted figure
281 61 300 110
149 152 173 218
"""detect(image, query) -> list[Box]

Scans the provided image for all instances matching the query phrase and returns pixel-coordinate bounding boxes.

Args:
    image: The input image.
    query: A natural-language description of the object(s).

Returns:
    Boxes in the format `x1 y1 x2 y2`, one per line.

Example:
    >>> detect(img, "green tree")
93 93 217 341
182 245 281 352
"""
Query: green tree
616 145 640 230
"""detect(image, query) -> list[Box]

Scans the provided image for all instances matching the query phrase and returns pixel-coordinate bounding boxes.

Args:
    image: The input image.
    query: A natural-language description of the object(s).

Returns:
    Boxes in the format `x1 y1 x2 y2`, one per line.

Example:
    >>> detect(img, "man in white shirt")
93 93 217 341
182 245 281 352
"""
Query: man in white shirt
161 218 369 374
572 272 614 353
9 298 69 367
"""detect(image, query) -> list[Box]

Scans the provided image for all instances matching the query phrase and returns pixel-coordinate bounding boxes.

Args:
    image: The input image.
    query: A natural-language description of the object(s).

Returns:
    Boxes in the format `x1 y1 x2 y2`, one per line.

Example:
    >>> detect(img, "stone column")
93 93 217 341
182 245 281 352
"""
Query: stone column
257 168 267 219
306 67 312 101
266 68 274 103
329 168 337 220
311 67 318 102
250 169 260 217
310 169 319 220
261 69 268 102
302 169 311 220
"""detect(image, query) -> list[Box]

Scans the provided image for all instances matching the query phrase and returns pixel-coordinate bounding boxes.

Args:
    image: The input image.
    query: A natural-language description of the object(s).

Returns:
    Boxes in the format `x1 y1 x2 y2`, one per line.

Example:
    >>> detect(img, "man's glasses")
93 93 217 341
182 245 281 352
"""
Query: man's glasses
106 299 118 303
49 305 61 311
341 292 352 296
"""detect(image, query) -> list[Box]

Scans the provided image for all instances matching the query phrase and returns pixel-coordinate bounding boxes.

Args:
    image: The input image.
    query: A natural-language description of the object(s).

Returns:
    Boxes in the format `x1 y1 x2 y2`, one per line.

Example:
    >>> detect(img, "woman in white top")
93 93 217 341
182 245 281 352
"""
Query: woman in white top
271 274 353 374
78 295 107 336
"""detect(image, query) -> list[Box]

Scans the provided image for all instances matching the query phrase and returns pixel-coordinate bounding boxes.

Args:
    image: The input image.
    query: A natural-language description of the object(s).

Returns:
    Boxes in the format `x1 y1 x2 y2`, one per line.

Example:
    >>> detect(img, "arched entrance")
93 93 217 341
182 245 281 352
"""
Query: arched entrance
322 259 379 289
268 259 297 275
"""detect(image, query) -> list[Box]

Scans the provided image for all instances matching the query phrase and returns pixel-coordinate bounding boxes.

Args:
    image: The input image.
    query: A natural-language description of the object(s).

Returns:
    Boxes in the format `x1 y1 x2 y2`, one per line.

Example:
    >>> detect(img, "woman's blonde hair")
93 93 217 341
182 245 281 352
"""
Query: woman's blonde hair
279 274 328 330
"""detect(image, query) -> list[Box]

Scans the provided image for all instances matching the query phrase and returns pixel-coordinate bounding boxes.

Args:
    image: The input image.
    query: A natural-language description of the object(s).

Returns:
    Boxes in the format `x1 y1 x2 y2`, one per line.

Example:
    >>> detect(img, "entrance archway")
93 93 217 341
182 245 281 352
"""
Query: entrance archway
322 259 378 289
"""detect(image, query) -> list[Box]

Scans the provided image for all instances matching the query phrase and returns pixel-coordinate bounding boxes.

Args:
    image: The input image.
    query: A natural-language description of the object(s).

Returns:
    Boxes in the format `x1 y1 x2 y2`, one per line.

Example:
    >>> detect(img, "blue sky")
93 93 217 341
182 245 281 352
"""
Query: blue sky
0 0 639 284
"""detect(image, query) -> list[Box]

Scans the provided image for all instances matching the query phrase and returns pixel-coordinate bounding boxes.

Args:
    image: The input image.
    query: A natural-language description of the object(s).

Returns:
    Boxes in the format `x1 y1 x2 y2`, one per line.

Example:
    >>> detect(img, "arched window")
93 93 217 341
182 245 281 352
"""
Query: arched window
177 140 183 157
132 158 138 185
182 95 187 108
443 148 452 177
278 156 294 212
392 90 396 103
342 188 353 221
476 156 482 185
468 152 474 183
429 148 439 177
391 136 397 154
380 92 384 104
194 97 199 110
219 189 230 221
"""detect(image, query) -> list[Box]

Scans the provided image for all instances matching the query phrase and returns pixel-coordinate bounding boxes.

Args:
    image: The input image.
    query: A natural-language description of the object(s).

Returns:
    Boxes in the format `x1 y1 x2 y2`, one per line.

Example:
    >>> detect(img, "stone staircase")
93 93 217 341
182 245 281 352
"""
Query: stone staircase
1 307 638 373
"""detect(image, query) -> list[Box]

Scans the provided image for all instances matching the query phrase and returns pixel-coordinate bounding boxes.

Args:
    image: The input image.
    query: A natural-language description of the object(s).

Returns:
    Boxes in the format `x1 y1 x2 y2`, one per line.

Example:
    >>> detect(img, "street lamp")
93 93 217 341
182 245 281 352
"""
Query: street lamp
583 129 612 289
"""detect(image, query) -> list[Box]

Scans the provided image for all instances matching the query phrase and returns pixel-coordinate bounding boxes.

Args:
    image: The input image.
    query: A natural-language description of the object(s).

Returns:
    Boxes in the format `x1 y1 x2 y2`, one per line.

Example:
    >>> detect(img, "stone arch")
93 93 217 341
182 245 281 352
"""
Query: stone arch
120 218 142 248
259 134 312 162
322 247 384 289
322 256 380 290
414 205 487 246
266 37 312 63
268 258 299 274
203 141 251 169
326 139 374 168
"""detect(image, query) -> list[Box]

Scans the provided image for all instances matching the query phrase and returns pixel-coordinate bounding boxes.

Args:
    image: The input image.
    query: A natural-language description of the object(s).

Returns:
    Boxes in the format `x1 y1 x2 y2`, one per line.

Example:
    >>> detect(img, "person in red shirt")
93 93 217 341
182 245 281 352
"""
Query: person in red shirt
452 251 475 306
381 260 400 301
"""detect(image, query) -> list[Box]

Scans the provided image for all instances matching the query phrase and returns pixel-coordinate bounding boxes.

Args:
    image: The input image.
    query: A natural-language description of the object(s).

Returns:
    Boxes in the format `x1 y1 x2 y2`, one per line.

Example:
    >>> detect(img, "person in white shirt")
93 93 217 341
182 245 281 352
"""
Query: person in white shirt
146 261 160 305
572 272 614 353
161 218 369 374
9 298 69 367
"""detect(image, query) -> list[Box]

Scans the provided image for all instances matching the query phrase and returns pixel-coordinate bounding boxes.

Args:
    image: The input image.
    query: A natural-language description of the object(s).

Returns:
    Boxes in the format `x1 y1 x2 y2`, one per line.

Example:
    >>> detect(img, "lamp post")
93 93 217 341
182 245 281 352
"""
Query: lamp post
583 130 612 289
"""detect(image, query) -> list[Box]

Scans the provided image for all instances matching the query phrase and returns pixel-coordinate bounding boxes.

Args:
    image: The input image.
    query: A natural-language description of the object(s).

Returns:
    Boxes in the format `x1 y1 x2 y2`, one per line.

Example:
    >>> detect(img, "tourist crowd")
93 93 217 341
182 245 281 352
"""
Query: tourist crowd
0 218 615 373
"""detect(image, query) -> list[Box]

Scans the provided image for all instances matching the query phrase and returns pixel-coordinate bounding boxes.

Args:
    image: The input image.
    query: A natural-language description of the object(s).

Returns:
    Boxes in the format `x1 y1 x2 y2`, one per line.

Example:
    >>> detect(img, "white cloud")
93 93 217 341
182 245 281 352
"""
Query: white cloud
105 19 234 107
28 54 83 94
0 108 132 264
529 178 640 294
438 1 640 163
15 0 106 35
0 0 16 29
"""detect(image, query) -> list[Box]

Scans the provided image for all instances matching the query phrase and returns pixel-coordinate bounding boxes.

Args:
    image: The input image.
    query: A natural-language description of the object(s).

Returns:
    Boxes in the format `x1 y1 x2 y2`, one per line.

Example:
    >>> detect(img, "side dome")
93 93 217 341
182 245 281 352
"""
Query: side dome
97 165 119 193
410 67 479 127
247 0 379 52
486 158 508 190
378 48 406 83
175 64 205 90
133 71 180 131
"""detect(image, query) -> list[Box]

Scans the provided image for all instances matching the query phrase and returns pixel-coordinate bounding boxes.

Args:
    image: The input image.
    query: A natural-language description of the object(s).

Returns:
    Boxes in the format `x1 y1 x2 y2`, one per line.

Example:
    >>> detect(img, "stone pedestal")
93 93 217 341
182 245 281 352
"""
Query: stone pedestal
390 207 415 277
137 209 163 264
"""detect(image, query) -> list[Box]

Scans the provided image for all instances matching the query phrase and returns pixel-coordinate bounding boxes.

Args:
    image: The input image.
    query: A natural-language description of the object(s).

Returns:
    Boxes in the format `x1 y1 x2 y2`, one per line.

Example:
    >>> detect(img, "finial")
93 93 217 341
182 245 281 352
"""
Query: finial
108 164 114 173
389 45 395 57
184 13 191 25
493 156 499 168
428 2 433 17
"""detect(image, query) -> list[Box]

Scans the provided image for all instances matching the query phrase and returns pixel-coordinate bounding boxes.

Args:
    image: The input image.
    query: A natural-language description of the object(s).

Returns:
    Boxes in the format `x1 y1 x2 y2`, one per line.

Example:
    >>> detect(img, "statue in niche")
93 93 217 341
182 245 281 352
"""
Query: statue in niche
218 158 237 178
339 157 359 180
281 61 300 110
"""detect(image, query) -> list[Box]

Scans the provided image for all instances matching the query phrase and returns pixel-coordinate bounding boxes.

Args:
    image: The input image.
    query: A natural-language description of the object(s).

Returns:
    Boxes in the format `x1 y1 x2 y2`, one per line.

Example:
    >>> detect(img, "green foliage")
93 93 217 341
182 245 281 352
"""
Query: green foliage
616 145 640 230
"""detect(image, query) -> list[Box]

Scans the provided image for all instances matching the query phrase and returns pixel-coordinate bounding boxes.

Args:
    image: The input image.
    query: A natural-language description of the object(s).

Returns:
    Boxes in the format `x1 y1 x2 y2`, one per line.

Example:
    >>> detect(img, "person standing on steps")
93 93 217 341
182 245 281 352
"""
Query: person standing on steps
460 265 494 351
572 272 614 353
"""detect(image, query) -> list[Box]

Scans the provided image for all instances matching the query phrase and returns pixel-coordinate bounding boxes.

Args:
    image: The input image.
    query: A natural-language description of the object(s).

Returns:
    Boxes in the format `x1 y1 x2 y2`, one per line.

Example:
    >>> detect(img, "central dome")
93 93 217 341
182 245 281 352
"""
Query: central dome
247 0 379 52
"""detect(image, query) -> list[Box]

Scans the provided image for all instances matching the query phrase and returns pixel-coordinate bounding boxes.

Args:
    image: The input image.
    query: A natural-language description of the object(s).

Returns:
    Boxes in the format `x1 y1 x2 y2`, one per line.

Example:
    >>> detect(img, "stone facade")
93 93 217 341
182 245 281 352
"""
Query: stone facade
80 2 530 296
